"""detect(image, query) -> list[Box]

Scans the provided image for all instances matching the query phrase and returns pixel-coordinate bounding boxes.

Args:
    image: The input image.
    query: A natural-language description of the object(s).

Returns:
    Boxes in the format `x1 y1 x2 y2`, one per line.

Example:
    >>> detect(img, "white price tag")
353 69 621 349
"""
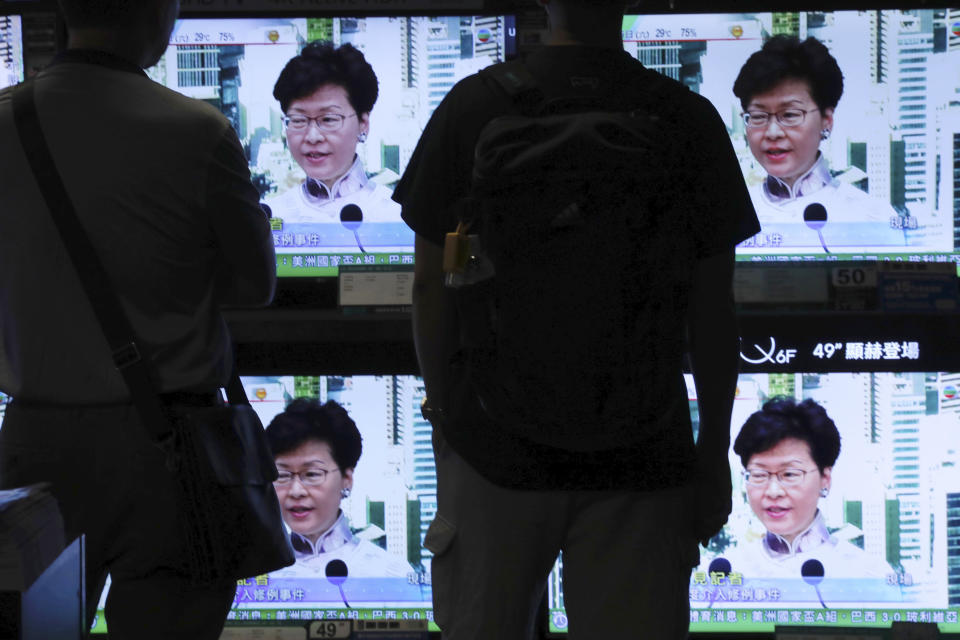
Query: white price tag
775 629 883 640
339 267 413 307
353 620 429 632
890 621 941 640
308 621 352 639
733 265 829 303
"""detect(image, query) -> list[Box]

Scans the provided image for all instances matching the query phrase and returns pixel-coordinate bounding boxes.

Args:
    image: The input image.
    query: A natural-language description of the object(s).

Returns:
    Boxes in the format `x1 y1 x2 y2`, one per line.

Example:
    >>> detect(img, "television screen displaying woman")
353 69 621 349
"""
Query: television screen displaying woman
265 398 414 580
266 42 408 255
703 397 903 606
732 36 906 252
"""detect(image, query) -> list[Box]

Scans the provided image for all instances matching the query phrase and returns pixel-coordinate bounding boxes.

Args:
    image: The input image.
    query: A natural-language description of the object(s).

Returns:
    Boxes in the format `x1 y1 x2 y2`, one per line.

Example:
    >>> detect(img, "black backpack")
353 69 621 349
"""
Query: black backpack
450 59 693 452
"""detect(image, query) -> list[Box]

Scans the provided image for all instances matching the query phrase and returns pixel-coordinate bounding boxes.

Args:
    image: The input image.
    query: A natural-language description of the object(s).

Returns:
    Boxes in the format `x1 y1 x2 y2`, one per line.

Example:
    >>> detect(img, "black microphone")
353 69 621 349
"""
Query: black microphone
803 203 830 253
709 557 731 576
707 557 731 609
325 559 350 607
801 558 827 608
340 203 366 253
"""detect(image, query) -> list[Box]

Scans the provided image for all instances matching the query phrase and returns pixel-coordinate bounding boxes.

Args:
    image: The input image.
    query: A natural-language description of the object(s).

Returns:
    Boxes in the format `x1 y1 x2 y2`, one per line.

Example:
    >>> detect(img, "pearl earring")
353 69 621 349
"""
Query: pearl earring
819 487 829 498
820 129 831 141
357 132 368 143
341 488 352 499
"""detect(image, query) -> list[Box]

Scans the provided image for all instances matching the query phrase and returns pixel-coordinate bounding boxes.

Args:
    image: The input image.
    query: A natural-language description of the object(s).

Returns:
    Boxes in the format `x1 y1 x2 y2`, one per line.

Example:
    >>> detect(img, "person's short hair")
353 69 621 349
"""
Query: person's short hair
733 397 841 472
265 398 363 470
273 41 379 115
57 0 148 29
732 35 843 112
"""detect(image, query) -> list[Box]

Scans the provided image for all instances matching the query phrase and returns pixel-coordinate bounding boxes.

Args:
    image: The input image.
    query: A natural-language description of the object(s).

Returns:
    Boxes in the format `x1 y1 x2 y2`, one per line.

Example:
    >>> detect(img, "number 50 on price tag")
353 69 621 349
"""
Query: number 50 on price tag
831 265 877 288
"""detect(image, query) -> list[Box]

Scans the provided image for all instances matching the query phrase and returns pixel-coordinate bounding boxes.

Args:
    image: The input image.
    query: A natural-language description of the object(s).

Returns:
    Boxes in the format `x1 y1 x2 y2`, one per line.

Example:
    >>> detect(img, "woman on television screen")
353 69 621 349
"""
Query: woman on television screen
718 397 901 598
264 398 413 579
267 41 400 230
733 36 905 251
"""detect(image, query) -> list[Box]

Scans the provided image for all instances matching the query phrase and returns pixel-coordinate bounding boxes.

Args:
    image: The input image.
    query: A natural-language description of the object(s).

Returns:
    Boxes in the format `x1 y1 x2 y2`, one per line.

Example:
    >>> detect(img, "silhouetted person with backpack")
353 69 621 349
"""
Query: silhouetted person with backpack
394 0 759 637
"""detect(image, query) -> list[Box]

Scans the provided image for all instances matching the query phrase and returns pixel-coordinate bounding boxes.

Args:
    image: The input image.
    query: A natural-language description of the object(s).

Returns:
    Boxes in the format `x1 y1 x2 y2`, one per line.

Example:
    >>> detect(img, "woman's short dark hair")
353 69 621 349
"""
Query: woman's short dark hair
265 398 363 470
733 397 841 472
733 35 843 113
273 41 379 115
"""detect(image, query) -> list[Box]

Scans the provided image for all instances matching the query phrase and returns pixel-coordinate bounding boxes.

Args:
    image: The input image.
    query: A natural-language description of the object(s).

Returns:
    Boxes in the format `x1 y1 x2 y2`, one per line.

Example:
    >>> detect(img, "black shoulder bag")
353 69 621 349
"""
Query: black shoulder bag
11 80 294 584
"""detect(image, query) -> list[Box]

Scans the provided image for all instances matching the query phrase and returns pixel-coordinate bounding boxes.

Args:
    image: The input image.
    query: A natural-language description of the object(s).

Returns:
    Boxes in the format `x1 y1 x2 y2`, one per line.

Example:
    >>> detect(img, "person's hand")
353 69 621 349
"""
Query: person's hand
693 453 733 547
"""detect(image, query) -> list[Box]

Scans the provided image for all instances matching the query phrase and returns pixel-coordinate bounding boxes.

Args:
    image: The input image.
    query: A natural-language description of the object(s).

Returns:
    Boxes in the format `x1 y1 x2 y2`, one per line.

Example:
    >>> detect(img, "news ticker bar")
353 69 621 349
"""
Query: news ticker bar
547 608 960 634
276 252 414 278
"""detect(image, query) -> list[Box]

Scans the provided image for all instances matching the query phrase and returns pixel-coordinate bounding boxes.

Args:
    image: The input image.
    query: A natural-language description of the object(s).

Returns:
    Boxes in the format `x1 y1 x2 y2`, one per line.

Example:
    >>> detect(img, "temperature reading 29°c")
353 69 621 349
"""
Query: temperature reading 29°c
813 342 844 359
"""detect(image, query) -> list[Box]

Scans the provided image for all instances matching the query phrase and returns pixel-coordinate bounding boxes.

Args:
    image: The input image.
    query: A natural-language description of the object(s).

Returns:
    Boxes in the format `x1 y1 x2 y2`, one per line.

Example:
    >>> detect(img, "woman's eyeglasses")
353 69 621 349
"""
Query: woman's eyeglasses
743 468 817 487
282 113 357 132
274 468 340 486
741 108 818 128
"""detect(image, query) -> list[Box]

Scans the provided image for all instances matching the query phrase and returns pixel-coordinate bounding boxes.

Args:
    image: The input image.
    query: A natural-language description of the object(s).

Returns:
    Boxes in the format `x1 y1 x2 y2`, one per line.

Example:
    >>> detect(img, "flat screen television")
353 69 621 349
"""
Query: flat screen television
145 16 516 287
545 369 960 635
546 315 960 636
0 14 24 89
618 9 960 267
89 374 435 633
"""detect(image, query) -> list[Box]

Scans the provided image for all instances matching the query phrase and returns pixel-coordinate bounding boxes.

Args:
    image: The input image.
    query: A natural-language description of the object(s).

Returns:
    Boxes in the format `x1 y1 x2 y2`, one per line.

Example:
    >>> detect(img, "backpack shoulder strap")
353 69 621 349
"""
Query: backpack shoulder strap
478 59 545 115
615 64 689 110
480 59 538 97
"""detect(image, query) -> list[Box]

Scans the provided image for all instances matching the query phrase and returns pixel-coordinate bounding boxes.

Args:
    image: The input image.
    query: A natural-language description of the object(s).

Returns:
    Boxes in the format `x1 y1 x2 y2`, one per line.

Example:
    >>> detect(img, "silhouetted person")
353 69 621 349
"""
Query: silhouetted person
393 0 759 638
0 1 274 637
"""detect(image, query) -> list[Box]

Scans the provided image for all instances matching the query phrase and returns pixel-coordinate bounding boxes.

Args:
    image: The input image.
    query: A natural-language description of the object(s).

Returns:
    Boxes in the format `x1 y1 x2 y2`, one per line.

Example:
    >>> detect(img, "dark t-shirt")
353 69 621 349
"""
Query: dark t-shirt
394 45 759 491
